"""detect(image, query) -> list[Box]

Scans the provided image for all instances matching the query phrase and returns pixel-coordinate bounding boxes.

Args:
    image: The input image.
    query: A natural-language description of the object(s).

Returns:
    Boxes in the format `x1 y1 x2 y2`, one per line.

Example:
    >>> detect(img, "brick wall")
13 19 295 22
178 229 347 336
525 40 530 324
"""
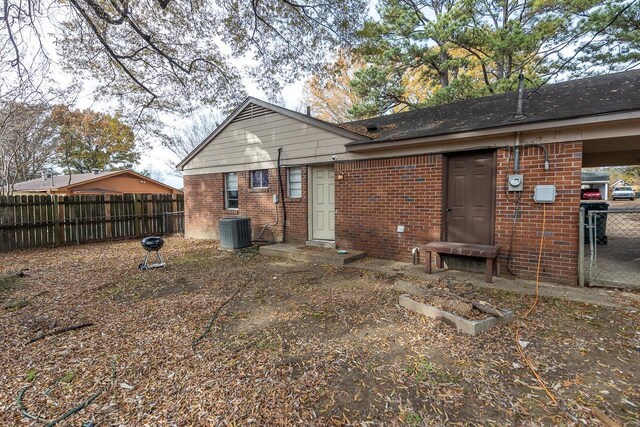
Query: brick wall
185 143 582 285
334 144 581 284
335 155 443 261
184 173 222 239
183 167 308 243
494 142 582 285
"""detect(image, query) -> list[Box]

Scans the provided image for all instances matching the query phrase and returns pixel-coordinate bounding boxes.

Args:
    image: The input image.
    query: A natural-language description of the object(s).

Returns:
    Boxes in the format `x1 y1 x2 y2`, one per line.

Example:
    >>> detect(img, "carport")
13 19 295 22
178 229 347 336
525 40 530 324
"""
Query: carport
580 134 640 289
581 171 609 200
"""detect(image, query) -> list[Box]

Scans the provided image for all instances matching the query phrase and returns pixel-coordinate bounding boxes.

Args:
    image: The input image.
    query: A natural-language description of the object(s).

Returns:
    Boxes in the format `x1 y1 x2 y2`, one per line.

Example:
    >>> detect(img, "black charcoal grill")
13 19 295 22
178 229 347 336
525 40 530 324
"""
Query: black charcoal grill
138 236 166 270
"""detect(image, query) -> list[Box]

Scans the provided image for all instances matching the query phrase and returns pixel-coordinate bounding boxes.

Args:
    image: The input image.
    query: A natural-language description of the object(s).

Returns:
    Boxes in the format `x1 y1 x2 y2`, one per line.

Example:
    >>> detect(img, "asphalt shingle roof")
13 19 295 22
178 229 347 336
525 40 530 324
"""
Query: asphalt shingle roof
12 171 119 192
342 70 640 146
581 171 610 182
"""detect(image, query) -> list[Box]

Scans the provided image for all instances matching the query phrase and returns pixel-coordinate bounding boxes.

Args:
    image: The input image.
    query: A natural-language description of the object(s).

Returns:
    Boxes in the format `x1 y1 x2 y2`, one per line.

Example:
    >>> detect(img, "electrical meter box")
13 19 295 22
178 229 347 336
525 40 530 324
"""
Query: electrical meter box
533 185 556 203
507 174 524 192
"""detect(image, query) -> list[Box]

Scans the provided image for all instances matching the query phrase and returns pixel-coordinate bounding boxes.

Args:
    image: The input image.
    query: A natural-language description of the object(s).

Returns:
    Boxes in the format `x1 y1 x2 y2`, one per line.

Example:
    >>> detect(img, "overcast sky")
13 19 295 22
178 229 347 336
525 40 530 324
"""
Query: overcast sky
41 0 376 190
66 60 308 190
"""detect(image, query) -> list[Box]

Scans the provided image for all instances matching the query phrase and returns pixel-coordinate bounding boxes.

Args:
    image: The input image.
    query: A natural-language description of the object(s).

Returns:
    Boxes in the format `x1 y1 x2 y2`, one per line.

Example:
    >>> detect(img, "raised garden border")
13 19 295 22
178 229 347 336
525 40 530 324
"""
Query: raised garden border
399 294 514 336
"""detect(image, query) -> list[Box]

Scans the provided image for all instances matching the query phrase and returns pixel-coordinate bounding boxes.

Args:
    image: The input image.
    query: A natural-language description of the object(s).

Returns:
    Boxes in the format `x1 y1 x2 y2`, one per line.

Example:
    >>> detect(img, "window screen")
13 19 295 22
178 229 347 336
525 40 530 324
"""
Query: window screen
288 167 302 198
225 172 238 209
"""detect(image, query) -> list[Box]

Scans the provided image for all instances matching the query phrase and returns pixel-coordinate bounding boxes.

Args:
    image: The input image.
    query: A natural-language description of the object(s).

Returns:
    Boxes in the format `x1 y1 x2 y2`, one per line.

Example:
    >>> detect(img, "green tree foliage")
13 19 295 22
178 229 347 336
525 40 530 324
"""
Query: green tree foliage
607 166 640 187
1 0 368 122
573 0 640 74
51 106 139 173
349 0 604 117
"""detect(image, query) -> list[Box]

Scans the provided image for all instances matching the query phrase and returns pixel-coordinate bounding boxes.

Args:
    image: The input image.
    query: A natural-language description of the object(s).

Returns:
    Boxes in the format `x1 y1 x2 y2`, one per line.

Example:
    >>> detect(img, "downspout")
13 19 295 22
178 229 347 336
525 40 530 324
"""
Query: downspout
277 147 287 243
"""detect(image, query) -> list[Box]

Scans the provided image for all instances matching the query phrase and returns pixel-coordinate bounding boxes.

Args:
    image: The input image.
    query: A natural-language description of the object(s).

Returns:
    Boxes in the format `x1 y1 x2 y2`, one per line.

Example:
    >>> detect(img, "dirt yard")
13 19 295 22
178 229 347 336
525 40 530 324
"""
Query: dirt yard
1 238 638 426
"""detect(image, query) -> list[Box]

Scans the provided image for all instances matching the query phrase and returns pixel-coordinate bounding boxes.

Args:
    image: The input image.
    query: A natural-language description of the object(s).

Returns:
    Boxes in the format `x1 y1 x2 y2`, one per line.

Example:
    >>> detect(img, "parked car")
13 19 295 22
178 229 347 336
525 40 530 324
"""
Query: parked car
581 188 602 200
612 186 635 200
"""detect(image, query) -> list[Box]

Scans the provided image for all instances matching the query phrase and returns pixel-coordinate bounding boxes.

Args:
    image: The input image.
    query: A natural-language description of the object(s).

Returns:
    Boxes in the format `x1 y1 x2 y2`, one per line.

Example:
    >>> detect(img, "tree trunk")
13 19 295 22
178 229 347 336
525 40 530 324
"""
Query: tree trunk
439 49 449 87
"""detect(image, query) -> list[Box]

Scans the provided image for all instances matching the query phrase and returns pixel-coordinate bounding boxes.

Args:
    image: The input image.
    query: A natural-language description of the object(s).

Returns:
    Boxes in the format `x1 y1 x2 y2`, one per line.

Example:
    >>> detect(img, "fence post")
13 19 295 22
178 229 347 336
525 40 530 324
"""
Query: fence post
133 194 142 236
578 206 585 287
172 194 178 233
588 211 596 283
105 195 113 239
75 217 80 245
53 196 62 244
162 212 167 235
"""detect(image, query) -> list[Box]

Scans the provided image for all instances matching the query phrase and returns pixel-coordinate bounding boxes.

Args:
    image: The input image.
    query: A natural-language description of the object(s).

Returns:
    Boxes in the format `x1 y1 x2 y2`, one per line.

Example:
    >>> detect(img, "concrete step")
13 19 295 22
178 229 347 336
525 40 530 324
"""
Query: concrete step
259 244 365 265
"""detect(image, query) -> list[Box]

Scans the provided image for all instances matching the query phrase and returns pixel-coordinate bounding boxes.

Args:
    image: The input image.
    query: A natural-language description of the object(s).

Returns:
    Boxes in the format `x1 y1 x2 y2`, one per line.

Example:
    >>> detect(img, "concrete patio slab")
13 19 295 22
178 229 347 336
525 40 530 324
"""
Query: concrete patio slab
260 244 366 265
350 257 640 310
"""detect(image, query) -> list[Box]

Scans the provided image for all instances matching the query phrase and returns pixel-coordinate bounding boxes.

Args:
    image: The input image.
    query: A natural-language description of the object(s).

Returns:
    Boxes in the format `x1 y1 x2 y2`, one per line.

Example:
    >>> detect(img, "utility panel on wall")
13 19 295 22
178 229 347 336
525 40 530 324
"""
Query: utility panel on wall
507 174 524 192
533 185 556 203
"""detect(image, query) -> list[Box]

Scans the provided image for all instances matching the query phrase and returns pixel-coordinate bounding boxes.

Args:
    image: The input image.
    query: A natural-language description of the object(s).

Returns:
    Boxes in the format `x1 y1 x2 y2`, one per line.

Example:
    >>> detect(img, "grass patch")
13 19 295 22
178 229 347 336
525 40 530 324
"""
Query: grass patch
254 332 280 351
60 371 75 384
0 275 24 291
407 356 436 382
301 303 328 320
25 369 37 382
407 355 462 385
103 286 125 299
400 410 423 426
171 252 215 267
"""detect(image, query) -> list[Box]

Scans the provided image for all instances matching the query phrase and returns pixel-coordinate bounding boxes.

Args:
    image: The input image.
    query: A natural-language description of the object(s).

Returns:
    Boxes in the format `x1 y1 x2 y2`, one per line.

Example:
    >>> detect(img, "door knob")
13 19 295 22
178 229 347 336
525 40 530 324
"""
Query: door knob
446 208 452 212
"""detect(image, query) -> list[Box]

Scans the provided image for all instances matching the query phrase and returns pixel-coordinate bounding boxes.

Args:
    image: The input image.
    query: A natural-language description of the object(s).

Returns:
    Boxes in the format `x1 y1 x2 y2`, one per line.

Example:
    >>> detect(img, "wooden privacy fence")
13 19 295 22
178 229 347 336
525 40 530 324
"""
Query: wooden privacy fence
0 194 184 251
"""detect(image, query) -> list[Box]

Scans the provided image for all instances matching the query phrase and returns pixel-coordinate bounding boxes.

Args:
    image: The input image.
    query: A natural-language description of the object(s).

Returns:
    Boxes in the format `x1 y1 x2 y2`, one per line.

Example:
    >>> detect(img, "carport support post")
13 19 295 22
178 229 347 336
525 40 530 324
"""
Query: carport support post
578 206 585 287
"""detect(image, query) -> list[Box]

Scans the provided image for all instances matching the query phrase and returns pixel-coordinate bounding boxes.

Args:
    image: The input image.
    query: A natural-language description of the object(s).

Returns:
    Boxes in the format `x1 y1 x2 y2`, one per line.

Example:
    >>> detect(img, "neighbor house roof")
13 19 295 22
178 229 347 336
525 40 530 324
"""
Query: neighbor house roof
342 69 640 147
581 171 610 182
13 171 120 192
11 170 180 195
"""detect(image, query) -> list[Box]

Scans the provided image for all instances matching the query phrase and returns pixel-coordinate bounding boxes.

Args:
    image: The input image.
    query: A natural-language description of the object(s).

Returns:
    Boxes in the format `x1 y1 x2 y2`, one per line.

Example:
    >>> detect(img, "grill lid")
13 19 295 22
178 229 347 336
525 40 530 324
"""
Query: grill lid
141 236 164 251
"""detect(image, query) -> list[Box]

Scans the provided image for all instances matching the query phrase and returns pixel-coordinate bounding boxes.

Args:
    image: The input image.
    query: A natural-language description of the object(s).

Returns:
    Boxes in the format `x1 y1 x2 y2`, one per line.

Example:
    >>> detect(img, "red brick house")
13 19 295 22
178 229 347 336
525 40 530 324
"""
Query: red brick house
178 70 640 285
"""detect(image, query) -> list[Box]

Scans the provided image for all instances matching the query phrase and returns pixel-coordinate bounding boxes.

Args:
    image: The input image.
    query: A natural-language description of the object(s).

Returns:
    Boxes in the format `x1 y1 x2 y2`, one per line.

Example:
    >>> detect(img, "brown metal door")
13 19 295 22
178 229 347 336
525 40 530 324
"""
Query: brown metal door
445 151 495 245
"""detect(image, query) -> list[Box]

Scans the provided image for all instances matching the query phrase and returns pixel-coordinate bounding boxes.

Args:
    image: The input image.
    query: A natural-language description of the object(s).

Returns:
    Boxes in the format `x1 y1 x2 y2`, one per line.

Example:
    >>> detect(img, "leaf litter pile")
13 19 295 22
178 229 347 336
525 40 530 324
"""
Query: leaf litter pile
0 237 638 426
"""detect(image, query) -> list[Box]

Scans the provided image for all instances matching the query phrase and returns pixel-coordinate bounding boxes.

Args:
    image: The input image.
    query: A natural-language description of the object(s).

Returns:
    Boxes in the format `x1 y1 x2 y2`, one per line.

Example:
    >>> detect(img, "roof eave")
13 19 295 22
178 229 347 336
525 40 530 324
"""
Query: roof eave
345 110 640 152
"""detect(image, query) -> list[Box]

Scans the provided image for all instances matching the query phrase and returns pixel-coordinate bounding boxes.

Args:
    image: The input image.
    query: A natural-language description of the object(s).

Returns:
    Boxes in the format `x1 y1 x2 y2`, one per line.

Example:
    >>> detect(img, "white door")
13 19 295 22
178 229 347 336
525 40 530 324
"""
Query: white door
311 166 335 240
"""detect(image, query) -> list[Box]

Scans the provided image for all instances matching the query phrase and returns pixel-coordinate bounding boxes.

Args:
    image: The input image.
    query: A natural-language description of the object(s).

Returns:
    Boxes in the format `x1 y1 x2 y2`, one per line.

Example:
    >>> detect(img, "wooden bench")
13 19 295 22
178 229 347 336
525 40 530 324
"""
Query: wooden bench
424 242 501 283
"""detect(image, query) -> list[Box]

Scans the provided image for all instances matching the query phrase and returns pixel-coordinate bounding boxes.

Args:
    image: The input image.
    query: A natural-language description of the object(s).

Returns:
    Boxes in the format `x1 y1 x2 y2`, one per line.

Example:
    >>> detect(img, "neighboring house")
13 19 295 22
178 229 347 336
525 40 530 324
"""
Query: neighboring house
10 170 182 195
178 70 640 286
581 171 610 200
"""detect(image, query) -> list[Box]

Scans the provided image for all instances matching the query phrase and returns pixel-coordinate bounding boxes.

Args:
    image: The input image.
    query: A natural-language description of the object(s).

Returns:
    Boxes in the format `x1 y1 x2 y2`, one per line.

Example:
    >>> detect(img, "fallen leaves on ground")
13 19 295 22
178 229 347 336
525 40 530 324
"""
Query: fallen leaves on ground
0 237 638 426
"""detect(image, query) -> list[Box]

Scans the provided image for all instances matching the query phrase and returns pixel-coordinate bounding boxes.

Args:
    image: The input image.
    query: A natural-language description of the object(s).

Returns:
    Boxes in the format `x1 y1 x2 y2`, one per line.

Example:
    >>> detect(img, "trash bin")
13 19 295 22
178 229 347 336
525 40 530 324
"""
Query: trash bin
581 201 608 245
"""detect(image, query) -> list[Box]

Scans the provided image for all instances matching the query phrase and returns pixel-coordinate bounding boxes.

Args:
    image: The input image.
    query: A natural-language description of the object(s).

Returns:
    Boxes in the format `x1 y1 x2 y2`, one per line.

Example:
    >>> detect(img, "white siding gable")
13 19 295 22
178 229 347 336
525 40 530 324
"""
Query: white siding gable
182 104 357 175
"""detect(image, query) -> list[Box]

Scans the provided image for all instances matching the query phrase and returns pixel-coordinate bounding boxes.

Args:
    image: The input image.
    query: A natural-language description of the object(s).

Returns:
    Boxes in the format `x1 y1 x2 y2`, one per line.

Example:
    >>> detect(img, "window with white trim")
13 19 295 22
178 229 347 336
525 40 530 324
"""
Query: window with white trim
225 172 238 209
250 169 269 188
288 167 302 198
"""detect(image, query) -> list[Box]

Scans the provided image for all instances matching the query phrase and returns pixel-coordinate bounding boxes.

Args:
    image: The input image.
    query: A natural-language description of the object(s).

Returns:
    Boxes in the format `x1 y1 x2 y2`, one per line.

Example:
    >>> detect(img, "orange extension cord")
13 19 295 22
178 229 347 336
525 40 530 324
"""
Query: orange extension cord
513 203 558 405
